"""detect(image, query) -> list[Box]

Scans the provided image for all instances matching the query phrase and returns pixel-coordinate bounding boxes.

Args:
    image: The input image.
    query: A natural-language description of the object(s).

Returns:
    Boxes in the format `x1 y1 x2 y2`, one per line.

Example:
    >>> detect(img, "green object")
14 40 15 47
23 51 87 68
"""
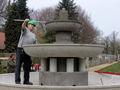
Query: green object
28 21 37 26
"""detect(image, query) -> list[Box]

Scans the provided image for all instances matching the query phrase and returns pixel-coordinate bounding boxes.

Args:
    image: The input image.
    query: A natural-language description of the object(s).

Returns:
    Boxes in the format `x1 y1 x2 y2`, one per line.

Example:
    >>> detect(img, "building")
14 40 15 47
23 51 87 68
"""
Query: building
0 32 5 49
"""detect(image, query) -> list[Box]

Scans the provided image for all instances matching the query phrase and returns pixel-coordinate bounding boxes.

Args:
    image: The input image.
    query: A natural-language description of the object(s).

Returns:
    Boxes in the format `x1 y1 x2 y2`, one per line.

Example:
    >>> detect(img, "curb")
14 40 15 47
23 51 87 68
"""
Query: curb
95 71 120 75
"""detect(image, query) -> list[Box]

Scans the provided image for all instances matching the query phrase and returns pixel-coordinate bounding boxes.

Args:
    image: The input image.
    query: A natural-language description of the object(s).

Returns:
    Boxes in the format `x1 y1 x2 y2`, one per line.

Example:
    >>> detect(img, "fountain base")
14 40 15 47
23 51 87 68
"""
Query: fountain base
39 72 88 86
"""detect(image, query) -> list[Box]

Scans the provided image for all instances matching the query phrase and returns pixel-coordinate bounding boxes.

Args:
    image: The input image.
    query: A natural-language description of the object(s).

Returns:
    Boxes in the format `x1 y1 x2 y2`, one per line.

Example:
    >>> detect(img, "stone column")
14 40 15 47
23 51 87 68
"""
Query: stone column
57 58 66 72
56 32 72 43
40 58 46 71
67 58 74 72
50 58 57 72
79 57 89 72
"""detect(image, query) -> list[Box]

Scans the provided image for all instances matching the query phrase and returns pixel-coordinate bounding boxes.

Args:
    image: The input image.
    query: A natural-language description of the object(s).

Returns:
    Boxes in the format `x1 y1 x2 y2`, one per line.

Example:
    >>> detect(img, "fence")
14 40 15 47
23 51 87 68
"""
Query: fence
89 54 118 67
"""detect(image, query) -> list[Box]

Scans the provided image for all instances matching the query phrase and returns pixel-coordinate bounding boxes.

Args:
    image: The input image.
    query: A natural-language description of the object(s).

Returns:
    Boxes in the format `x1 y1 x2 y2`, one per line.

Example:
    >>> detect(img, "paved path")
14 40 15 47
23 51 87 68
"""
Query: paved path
0 72 39 85
88 62 117 72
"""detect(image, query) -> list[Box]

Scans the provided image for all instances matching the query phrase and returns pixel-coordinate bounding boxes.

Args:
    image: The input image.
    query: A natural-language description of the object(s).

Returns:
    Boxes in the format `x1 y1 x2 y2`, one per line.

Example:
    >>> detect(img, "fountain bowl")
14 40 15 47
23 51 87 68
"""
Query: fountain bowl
46 21 82 32
23 44 104 57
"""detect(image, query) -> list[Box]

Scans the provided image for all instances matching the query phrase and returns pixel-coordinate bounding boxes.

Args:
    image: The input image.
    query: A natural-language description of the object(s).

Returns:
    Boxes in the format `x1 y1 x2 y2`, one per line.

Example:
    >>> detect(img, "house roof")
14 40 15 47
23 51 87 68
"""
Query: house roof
0 32 5 49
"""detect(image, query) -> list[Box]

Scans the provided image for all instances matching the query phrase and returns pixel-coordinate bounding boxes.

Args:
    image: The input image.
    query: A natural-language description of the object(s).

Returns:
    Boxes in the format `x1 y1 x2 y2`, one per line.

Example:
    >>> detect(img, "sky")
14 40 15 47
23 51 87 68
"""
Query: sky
27 0 120 37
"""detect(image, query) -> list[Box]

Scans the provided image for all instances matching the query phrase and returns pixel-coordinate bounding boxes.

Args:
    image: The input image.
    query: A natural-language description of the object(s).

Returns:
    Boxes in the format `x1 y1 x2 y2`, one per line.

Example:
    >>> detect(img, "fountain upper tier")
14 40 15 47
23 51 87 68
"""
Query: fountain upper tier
46 8 81 32
46 20 81 32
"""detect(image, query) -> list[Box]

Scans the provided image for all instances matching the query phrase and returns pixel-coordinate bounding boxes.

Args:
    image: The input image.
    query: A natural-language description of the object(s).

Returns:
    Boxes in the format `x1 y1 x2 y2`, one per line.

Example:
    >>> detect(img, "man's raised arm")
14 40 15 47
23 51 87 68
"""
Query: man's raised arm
22 19 29 31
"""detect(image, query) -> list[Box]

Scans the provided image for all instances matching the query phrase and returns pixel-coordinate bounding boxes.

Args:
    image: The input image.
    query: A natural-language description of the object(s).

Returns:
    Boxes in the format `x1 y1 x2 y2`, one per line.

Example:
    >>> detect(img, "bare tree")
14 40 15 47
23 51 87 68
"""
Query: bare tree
102 31 119 55
77 6 100 44
0 0 8 24
102 36 110 54
117 39 120 54
29 7 55 21
109 31 119 55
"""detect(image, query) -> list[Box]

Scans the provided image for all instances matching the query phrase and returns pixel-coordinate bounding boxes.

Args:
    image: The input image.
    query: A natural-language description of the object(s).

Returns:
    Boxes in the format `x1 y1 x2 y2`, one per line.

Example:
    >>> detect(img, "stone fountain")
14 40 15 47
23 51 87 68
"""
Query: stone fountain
23 8 104 86
1 8 120 90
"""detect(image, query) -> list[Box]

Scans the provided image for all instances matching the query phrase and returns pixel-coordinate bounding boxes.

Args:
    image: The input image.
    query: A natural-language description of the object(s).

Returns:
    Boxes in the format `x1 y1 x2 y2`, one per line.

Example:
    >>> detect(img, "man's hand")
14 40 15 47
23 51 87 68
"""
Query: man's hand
24 19 30 23
22 18 30 31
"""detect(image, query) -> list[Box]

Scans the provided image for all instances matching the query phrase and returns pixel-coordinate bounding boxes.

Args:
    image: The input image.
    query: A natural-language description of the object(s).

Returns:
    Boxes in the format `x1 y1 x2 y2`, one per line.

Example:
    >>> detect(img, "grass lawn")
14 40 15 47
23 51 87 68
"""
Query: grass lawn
97 62 120 73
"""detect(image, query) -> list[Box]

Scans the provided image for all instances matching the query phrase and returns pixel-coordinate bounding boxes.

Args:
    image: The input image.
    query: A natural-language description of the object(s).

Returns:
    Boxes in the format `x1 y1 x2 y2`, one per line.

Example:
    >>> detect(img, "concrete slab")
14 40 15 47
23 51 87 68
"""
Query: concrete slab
0 72 39 85
88 72 120 86
1 72 120 86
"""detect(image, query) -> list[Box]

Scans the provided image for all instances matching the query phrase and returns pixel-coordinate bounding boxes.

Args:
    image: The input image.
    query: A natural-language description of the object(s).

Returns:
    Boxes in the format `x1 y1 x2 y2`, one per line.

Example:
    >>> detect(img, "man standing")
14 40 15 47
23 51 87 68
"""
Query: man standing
15 19 37 85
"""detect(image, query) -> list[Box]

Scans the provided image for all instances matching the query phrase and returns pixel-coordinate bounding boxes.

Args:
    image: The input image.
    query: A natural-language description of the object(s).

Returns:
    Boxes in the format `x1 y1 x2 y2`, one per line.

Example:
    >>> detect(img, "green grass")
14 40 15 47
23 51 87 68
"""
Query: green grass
0 64 7 74
0 53 5 57
98 62 120 73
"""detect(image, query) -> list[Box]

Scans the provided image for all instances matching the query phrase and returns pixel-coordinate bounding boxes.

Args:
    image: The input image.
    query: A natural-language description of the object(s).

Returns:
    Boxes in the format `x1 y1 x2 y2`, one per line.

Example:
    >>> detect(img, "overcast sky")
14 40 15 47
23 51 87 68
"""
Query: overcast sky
27 0 120 37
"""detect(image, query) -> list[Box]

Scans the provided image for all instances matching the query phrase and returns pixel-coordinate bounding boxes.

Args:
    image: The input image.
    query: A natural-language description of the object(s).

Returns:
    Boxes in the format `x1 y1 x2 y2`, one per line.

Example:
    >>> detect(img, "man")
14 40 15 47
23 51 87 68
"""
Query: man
15 19 37 85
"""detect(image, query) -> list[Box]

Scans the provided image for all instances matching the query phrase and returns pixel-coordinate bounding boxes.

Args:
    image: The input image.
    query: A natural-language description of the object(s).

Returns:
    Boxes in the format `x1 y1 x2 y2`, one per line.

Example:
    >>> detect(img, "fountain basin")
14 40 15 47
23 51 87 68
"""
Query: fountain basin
23 44 104 57
46 21 81 32
0 83 120 90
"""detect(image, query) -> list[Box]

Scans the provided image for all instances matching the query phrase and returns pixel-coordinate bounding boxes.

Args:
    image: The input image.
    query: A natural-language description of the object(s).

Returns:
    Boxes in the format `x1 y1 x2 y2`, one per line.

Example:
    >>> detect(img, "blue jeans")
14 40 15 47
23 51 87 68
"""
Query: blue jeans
15 48 32 83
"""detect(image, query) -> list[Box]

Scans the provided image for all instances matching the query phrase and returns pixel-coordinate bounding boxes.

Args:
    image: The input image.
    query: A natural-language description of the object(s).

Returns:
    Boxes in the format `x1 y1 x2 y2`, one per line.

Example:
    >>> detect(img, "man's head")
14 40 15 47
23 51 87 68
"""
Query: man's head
27 21 37 31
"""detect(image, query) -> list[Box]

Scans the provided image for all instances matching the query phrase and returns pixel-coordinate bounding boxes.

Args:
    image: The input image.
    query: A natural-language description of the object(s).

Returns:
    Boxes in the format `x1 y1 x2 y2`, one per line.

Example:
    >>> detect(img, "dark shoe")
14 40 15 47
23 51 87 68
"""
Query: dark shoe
15 81 21 84
23 81 33 85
